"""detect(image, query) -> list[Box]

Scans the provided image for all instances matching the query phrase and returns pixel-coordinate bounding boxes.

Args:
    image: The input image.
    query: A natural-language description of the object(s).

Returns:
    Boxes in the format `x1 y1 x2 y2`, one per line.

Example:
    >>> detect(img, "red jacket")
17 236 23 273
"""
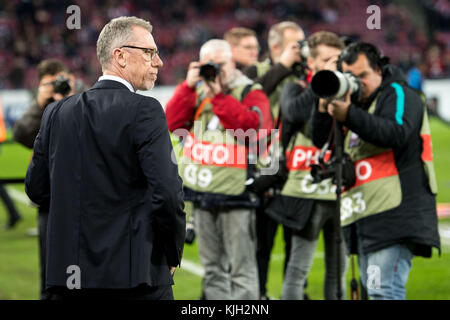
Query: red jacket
165 81 272 134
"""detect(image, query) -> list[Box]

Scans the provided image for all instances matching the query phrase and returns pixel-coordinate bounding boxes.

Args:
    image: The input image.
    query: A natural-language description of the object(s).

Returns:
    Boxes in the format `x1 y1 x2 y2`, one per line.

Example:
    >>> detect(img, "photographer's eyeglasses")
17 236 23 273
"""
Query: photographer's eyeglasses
120 45 159 61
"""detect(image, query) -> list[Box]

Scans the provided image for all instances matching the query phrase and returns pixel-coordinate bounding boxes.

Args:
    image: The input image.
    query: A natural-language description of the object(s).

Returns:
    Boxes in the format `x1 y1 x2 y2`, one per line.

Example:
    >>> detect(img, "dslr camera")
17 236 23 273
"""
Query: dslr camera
310 152 356 189
51 75 71 96
199 62 221 82
311 70 361 101
291 40 310 79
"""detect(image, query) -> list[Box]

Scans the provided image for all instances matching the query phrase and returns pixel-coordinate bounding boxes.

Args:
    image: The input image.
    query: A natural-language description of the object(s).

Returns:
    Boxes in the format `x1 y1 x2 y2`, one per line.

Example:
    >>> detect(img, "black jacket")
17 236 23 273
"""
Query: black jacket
25 80 186 288
312 65 440 257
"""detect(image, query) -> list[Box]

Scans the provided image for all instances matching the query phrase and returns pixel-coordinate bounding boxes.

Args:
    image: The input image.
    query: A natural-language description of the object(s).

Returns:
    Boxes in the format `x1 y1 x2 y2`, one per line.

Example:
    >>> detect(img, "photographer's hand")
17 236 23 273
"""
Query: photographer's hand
323 55 339 71
186 61 201 88
318 98 330 113
37 81 55 109
37 81 67 108
328 90 351 122
279 41 301 69
203 76 222 99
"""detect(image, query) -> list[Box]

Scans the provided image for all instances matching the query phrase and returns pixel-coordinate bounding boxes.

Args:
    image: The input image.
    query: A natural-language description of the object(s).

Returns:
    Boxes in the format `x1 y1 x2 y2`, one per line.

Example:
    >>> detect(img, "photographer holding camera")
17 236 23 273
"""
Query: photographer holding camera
165 39 272 299
12 58 75 300
243 21 305 300
266 31 348 300
311 42 441 300
13 59 75 149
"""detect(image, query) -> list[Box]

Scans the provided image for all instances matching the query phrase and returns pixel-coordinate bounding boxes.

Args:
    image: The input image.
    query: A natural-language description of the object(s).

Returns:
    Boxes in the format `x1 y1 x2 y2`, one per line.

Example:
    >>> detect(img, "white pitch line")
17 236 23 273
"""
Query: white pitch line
5 187 32 206
180 259 204 277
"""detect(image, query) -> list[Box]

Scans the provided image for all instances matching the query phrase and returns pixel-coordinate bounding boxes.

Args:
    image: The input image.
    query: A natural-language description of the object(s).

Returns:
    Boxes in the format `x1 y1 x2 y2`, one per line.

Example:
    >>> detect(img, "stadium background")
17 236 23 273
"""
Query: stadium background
0 0 450 299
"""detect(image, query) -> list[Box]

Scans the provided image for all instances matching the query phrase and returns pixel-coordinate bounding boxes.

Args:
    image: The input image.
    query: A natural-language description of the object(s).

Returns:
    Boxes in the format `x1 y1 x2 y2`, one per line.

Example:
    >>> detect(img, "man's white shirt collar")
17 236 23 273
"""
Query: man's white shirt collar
98 75 135 92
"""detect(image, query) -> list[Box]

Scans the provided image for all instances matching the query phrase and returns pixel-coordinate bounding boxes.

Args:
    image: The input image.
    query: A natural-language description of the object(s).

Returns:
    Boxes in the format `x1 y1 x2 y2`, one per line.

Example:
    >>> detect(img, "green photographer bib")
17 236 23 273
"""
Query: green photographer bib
340 86 437 226
281 133 336 200
255 59 299 122
178 83 261 196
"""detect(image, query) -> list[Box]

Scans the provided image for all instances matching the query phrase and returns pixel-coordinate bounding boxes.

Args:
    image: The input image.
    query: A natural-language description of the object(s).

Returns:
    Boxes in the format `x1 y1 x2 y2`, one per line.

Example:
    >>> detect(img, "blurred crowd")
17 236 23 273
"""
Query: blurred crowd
0 0 449 90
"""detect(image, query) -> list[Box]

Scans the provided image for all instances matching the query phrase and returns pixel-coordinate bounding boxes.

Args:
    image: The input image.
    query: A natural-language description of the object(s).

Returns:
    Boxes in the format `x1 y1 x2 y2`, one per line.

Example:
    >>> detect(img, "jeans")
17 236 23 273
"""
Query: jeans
195 207 259 300
282 201 348 300
358 243 413 300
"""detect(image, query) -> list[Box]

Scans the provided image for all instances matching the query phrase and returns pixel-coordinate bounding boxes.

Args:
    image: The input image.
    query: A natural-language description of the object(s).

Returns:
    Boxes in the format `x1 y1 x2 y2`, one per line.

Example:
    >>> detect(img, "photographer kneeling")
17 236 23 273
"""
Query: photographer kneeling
311 42 440 300
165 39 272 300
268 31 348 300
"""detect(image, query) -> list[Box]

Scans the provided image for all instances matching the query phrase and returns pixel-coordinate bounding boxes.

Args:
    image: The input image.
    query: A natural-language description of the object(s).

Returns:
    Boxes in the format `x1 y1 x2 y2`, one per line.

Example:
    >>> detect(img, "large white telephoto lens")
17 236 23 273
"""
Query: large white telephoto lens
311 70 360 100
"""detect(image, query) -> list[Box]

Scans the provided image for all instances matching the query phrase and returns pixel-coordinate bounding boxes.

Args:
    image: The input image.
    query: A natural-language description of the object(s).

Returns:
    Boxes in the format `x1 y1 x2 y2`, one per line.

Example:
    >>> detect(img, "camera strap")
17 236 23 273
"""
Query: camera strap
193 98 211 121
318 119 335 165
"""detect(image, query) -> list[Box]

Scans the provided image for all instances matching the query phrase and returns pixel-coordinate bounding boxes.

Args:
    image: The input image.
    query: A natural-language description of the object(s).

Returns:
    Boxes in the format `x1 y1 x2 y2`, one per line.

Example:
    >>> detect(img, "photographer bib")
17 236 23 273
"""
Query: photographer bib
255 59 299 122
341 94 402 226
341 89 437 227
281 133 336 200
178 84 260 196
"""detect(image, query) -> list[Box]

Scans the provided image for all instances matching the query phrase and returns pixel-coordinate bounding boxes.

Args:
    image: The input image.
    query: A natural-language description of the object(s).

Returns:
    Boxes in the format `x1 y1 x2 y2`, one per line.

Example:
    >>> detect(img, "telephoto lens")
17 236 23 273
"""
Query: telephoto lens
311 70 361 100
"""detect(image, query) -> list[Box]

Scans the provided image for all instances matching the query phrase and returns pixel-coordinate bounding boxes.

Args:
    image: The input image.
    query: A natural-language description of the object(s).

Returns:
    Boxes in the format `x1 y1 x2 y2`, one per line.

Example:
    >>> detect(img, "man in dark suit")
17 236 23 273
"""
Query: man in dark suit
25 16 186 300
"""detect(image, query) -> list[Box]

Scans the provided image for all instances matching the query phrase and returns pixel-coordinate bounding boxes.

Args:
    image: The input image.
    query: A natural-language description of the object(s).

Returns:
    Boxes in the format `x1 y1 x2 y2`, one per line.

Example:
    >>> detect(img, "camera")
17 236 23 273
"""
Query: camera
199 62 221 82
298 39 310 60
311 70 361 101
51 75 71 96
245 157 288 195
310 153 356 189
291 40 310 79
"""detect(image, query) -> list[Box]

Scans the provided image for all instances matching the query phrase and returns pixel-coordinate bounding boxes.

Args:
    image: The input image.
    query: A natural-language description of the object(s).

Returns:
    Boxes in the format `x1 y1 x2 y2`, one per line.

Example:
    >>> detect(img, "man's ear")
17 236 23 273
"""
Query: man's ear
271 44 281 61
113 48 126 68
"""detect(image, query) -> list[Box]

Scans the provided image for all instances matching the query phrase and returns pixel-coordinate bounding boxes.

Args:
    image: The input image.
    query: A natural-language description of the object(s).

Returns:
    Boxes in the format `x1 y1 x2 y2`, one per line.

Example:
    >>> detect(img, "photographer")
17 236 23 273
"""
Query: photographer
224 27 260 70
165 39 272 300
244 21 305 123
243 21 305 299
13 59 75 148
268 31 348 300
12 58 75 300
311 42 441 300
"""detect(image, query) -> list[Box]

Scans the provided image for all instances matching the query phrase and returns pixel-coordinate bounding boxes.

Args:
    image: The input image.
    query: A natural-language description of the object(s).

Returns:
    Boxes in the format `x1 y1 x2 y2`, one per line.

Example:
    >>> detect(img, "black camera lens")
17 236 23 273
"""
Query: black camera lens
52 75 71 96
199 63 220 82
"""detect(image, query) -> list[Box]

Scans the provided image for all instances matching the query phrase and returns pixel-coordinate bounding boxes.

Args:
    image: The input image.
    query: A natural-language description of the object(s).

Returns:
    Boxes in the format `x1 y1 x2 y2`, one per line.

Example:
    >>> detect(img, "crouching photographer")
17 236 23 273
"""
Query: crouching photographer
165 39 272 300
264 31 348 300
311 42 441 300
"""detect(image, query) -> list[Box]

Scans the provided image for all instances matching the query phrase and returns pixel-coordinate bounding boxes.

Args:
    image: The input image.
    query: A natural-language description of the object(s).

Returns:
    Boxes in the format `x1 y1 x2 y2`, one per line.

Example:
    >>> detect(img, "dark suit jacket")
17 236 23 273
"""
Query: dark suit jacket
25 80 186 289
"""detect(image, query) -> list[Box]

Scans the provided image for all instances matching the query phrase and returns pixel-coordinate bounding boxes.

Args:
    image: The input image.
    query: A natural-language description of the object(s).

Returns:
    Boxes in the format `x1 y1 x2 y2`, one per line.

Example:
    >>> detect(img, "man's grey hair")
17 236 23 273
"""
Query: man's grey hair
97 16 153 70
268 21 304 48
199 39 232 61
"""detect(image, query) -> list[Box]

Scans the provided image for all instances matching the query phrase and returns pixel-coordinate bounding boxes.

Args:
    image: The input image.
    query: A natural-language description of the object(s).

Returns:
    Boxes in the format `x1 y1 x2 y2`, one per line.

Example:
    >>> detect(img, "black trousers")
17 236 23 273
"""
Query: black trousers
0 183 20 221
48 284 174 300
255 208 292 296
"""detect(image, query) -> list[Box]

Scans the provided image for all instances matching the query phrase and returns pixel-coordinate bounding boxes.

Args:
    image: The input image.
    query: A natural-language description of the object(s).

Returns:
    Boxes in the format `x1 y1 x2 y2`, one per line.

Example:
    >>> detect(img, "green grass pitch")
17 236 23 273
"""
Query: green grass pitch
0 117 449 300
